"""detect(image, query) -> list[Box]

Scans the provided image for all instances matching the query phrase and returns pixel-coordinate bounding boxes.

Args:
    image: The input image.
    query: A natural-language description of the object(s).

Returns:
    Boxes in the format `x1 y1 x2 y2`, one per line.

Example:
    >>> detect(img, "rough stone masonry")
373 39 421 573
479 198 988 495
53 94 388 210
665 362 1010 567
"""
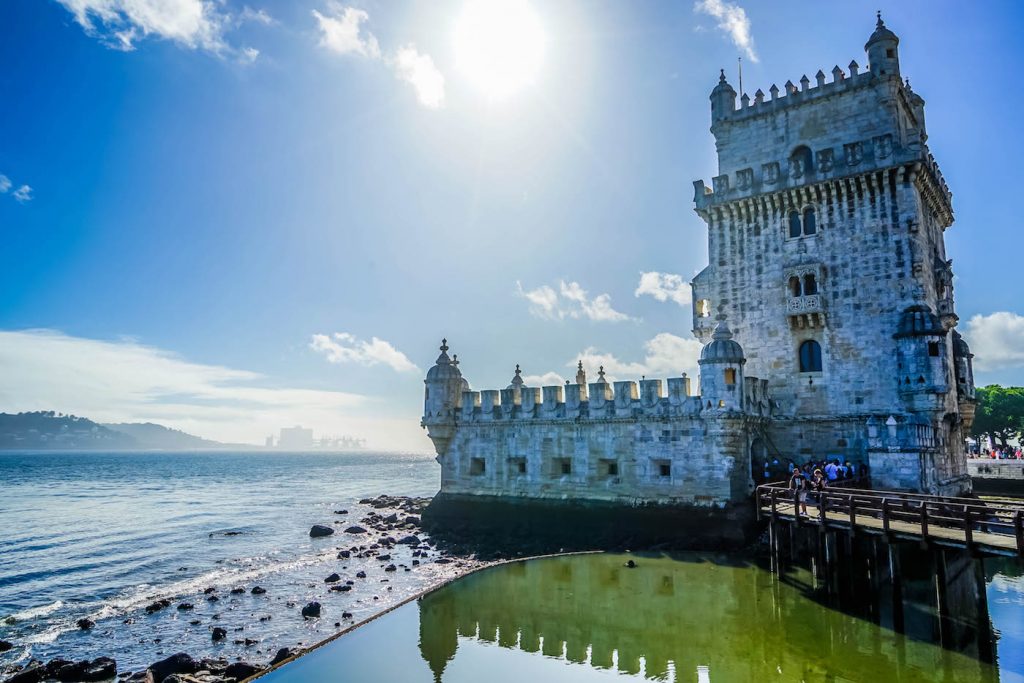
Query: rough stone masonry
419 15 976 545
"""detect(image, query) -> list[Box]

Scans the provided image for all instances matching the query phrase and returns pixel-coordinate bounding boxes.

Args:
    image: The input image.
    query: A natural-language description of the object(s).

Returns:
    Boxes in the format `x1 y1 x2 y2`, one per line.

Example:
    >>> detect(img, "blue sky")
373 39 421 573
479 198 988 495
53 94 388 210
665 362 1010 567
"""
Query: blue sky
2 0 1023 450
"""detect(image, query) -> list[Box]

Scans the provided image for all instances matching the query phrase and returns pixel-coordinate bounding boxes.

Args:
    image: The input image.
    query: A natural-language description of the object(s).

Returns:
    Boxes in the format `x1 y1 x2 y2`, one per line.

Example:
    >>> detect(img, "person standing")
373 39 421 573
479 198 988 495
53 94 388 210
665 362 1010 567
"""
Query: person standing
790 467 809 516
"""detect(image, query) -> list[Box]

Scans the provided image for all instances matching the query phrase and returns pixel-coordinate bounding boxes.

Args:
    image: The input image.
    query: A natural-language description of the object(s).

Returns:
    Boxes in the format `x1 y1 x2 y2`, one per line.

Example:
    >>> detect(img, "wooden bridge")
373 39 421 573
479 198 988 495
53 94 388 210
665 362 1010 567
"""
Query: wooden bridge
756 483 1024 557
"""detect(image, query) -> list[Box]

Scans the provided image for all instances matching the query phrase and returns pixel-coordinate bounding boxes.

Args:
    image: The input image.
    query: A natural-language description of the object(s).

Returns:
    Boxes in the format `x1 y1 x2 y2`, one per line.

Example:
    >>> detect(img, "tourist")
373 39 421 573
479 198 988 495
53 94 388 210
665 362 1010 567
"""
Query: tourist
825 459 839 482
811 469 827 507
789 467 809 516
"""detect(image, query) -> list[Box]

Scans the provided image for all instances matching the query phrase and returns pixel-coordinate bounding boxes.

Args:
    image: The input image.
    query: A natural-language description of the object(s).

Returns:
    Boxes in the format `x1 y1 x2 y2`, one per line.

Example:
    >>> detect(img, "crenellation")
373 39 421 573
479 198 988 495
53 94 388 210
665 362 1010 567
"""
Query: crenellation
421 15 973 519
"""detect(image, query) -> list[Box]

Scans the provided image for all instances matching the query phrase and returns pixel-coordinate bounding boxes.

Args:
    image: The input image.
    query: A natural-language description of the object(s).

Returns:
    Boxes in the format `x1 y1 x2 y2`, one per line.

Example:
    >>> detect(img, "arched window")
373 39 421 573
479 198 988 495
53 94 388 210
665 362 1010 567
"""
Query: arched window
788 210 802 238
803 207 817 235
724 368 737 385
789 276 802 297
791 145 813 174
803 273 818 295
799 340 823 372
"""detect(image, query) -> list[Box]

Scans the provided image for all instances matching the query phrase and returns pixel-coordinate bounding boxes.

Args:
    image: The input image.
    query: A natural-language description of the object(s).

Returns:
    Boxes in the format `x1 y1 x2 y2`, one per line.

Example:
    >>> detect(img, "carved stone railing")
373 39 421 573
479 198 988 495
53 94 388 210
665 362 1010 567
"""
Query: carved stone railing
787 294 822 313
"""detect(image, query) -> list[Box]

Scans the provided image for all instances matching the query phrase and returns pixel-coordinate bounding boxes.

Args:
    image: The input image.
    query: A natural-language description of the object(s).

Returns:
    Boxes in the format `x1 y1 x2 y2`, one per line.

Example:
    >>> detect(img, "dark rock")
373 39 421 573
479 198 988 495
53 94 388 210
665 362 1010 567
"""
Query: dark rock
212 627 227 642
397 535 420 545
146 652 197 683
0 639 13 652
329 585 351 592
355 571 366 578
45 659 73 678
625 559 637 568
383 513 399 523
76 618 95 630
229 587 245 595
199 658 229 674
251 586 266 595
301 602 321 619
203 587 216 594
188 620 200 626
405 515 421 526
224 662 263 680
342 611 352 619
309 525 335 538
324 573 341 583
434 558 452 564
176 603 194 611
377 554 391 561
58 657 116 682
207 595 219 602
333 510 348 515
337 550 350 559
6 662 45 683
384 564 397 572
344 526 367 535
269 648 294 666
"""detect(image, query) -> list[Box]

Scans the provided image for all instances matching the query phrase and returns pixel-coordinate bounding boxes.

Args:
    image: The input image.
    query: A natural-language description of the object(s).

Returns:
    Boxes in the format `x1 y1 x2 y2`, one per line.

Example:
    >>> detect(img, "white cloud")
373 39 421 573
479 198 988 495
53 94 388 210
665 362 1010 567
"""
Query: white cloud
312 4 445 109
634 271 692 307
239 6 275 26
0 175 10 193
516 280 632 323
392 45 445 109
56 0 236 54
312 5 381 58
520 371 566 387
575 333 702 382
0 329 431 450
12 185 32 203
310 332 419 373
963 312 1024 372
694 0 758 63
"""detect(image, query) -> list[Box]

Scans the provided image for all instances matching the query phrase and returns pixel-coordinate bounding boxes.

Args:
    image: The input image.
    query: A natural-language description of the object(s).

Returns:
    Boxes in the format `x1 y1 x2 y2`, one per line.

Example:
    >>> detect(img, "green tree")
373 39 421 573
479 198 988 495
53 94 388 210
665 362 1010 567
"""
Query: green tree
971 385 1024 449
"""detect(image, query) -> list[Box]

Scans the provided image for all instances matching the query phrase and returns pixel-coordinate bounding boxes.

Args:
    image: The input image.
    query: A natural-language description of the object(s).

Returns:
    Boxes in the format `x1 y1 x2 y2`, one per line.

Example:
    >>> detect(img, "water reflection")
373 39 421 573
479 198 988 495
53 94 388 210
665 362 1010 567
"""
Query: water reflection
417 553 1006 682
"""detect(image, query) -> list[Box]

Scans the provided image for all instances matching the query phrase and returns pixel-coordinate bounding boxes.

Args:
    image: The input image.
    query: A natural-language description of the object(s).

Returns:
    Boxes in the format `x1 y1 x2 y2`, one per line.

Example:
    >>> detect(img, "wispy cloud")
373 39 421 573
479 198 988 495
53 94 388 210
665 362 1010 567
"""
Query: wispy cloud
516 280 632 323
0 175 10 194
310 332 419 373
12 185 32 203
520 371 566 387
694 0 758 63
576 333 702 382
634 272 692 307
0 330 430 447
963 312 1024 372
55 0 259 60
312 4 445 109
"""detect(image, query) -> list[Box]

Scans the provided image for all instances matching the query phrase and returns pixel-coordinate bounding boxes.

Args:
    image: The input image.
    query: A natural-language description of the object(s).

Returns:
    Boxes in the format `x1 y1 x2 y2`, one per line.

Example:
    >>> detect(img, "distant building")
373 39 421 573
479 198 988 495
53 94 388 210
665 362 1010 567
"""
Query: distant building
265 435 275 448
278 426 314 450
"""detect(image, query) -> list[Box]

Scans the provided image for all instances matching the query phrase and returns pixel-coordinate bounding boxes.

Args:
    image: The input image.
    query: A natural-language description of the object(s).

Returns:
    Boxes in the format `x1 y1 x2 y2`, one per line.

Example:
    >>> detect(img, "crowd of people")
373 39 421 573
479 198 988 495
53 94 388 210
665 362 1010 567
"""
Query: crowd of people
975 447 1023 460
758 457 868 517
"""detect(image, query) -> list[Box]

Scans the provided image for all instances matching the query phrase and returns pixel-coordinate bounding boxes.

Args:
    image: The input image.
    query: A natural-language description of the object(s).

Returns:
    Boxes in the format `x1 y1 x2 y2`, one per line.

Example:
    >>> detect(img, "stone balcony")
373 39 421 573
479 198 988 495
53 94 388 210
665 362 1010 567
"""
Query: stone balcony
787 294 826 328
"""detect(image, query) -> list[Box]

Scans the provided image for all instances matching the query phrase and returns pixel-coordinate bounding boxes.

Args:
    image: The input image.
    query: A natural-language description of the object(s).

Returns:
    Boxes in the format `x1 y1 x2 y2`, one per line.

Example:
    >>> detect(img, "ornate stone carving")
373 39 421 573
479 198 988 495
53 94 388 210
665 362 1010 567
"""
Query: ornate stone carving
762 162 779 185
844 142 863 166
712 174 730 193
816 148 834 172
736 168 753 191
789 157 805 179
874 134 893 159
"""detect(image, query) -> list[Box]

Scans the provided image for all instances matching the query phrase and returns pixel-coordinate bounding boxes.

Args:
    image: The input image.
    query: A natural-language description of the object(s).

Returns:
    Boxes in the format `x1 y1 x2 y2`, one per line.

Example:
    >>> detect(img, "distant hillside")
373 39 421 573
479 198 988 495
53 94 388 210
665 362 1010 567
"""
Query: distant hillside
0 411 138 450
103 422 222 449
0 412 229 450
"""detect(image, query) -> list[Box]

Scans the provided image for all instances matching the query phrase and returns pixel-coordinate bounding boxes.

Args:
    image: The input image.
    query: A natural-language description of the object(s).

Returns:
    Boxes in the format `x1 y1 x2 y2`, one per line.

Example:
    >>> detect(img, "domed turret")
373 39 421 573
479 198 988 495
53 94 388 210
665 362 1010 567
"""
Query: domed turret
865 12 900 77
698 321 746 412
710 69 737 123
423 339 466 425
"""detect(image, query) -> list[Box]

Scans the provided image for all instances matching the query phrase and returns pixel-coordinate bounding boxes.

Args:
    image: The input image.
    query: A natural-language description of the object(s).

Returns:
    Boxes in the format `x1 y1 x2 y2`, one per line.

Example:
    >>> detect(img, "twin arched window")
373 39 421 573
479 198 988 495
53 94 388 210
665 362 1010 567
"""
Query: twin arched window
799 340 823 372
789 273 818 297
788 206 818 238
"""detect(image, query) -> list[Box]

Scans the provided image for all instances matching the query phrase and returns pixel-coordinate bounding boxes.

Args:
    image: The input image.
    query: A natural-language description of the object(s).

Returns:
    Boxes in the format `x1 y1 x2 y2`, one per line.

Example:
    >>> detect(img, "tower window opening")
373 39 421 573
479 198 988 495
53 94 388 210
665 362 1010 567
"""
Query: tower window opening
559 459 572 476
470 458 486 475
803 273 818 295
789 276 802 297
724 368 737 385
886 49 895 58
928 341 940 357
696 299 711 317
803 207 817 235
788 210 802 238
799 340 823 373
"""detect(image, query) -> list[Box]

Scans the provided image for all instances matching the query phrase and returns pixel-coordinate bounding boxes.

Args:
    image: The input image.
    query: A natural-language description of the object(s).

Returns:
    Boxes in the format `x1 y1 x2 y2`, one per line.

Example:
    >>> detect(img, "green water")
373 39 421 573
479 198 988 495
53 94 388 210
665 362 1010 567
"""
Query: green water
261 553 1020 682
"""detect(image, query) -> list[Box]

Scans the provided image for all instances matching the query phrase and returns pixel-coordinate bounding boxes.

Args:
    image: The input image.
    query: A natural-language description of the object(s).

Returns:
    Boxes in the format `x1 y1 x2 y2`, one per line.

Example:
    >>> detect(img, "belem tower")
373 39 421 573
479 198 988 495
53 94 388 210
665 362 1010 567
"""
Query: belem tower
420 16 977 542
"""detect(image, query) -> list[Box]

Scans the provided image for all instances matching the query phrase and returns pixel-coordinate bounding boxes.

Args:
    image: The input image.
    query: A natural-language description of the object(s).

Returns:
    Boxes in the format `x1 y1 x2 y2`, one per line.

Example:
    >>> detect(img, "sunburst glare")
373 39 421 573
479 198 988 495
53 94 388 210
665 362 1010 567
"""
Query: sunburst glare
453 0 546 102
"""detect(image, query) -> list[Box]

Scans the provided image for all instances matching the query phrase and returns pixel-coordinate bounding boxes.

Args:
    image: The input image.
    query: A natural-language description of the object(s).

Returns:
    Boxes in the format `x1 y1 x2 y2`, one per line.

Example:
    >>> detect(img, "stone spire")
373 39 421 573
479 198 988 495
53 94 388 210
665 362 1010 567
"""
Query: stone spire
596 365 607 383
575 361 586 385
510 364 524 388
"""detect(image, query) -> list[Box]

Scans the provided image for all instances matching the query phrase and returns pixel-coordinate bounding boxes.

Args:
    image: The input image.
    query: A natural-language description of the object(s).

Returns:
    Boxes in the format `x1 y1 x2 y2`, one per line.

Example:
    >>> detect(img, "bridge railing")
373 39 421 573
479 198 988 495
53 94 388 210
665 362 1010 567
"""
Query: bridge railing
755 483 1024 556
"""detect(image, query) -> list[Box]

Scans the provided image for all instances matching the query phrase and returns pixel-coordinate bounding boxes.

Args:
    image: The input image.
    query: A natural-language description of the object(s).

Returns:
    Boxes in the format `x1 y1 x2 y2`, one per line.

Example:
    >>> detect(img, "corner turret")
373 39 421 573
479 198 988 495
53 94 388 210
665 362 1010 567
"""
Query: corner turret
710 69 737 123
698 321 746 412
865 12 900 78
422 339 467 455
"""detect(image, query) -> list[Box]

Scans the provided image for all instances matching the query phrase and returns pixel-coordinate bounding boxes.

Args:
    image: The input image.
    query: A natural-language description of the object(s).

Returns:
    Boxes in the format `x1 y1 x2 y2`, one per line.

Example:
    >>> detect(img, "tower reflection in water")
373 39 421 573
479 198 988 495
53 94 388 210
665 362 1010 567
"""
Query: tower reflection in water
417 553 1001 682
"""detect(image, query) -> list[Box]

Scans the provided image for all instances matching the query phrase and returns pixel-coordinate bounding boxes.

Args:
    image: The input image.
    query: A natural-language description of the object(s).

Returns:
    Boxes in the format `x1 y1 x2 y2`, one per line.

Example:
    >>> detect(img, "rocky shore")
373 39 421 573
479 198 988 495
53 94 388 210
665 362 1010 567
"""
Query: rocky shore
1 495 502 683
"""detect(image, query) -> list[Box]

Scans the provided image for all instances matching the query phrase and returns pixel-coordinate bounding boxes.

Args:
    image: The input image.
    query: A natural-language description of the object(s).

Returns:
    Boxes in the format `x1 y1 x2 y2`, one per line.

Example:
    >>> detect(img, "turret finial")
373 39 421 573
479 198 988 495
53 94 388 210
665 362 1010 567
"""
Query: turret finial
876 10 883 27
578 360 583 371
719 68 726 83
452 354 459 366
597 365 607 382
440 338 448 352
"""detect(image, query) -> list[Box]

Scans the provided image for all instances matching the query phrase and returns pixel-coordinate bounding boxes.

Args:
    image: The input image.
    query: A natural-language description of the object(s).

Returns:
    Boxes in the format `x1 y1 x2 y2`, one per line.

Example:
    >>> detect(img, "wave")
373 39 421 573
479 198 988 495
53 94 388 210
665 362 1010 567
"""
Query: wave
5 599 64 622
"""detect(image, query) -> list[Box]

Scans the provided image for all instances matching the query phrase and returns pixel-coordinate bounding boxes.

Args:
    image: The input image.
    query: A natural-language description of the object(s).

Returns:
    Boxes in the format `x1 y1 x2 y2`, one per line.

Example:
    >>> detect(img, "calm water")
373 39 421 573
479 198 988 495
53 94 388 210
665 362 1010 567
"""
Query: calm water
0 450 464 674
265 553 1024 683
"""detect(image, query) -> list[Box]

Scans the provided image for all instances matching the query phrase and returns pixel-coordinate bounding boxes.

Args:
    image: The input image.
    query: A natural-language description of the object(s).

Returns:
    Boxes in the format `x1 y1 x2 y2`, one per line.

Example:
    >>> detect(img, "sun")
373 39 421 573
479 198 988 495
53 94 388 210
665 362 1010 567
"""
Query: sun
453 0 546 102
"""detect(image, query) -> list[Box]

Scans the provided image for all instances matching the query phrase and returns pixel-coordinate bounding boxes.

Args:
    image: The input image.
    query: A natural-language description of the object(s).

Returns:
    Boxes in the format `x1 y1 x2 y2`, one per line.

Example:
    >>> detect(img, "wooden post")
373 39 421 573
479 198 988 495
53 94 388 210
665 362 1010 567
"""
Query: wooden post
963 504 973 547
819 492 828 526
770 488 778 523
1015 510 1023 557
882 498 891 535
848 494 856 534
888 543 905 634
920 501 929 539
934 550 952 649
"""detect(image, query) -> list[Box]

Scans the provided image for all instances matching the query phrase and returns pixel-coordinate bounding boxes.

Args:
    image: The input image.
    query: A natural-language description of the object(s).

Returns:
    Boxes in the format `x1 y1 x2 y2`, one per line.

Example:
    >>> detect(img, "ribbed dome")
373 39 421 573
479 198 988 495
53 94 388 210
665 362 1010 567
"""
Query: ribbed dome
711 69 736 96
425 339 463 382
699 322 745 363
865 13 898 49
952 330 973 358
894 306 945 338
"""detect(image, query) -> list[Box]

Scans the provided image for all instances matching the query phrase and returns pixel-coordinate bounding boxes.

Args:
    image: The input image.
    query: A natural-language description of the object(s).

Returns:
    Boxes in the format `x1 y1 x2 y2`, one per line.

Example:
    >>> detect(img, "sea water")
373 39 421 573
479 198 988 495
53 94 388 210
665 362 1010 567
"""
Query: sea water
0 450 450 674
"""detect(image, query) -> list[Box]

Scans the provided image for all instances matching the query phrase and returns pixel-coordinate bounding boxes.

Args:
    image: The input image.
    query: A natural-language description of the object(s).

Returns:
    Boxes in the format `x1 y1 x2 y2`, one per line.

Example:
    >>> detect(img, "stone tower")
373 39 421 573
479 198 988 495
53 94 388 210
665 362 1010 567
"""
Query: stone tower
690 16 974 495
